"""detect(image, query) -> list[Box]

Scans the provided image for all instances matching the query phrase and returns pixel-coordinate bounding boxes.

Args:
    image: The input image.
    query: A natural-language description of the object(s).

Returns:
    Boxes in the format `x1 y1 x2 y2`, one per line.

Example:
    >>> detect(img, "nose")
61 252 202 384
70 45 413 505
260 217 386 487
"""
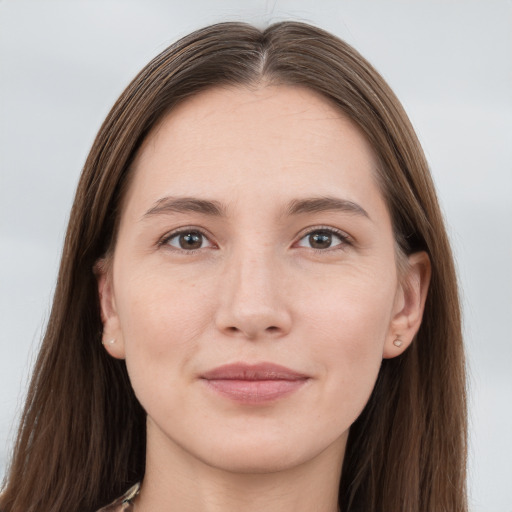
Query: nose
215 249 292 340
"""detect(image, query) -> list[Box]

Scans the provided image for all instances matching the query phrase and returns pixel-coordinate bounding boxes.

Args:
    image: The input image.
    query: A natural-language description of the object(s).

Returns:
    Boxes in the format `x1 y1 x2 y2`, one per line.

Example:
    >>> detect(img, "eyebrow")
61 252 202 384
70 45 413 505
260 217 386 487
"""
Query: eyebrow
142 196 226 219
141 195 370 221
286 196 370 219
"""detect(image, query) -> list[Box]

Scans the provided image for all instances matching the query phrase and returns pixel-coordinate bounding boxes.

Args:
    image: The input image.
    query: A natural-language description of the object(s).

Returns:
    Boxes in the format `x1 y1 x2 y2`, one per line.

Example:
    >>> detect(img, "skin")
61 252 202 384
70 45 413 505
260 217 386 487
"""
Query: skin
97 84 430 512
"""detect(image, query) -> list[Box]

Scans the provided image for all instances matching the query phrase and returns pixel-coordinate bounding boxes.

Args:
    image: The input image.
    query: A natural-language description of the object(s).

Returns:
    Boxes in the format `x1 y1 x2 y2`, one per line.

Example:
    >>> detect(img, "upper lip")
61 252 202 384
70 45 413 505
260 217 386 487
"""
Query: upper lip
200 363 309 381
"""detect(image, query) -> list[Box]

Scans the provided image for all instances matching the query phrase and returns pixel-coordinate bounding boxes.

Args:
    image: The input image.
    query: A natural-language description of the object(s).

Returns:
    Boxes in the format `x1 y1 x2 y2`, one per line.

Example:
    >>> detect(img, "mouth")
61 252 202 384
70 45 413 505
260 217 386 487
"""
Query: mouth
200 362 310 404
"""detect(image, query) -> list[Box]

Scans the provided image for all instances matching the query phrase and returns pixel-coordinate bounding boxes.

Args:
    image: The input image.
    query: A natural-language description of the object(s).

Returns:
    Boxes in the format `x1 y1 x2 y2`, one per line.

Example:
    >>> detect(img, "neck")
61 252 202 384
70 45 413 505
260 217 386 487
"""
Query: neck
135 421 346 512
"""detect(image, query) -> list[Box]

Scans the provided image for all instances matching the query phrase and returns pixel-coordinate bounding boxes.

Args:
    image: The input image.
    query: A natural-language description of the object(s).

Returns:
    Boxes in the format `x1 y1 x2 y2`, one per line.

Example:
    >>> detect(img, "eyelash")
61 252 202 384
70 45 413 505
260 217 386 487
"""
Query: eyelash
157 227 215 254
295 226 352 252
157 226 352 254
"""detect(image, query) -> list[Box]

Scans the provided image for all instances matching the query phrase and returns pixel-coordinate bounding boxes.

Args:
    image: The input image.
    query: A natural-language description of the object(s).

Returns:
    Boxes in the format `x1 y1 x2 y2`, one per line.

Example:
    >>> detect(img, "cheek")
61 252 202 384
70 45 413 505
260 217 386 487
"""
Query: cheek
113 270 216 391
299 263 397 349
297 267 397 412
117 266 214 339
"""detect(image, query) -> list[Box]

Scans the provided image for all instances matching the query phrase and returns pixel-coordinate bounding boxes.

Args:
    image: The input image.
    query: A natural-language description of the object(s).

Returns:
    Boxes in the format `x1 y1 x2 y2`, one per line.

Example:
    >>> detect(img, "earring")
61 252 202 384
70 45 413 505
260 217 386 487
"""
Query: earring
102 338 116 346
393 337 403 348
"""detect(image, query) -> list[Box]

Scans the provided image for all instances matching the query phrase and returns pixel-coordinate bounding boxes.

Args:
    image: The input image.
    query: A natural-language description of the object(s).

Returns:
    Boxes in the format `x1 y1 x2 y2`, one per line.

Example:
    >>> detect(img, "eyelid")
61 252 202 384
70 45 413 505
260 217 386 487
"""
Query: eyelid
157 226 217 251
294 225 353 250
156 224 352 253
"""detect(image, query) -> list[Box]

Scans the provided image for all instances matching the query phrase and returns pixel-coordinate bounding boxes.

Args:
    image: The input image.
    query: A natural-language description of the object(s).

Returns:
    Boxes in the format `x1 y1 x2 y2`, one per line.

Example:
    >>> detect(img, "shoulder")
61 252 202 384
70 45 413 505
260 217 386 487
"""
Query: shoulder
95 483 140 512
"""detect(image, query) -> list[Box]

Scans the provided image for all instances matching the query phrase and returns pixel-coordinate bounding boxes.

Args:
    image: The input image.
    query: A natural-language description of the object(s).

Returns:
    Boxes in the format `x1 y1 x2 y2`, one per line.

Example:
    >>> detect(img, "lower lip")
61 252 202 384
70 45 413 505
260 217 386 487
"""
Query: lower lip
203 379 308 404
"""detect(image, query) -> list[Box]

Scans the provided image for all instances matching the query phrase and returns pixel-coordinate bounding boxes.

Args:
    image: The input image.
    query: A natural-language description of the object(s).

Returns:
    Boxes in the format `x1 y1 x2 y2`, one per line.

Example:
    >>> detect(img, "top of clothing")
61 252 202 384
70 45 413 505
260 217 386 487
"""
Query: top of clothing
96 483 140 512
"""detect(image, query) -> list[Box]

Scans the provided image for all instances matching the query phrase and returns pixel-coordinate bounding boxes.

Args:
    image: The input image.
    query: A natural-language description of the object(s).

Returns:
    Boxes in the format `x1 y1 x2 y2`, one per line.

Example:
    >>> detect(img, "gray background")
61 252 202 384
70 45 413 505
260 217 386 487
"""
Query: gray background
1 1 511 510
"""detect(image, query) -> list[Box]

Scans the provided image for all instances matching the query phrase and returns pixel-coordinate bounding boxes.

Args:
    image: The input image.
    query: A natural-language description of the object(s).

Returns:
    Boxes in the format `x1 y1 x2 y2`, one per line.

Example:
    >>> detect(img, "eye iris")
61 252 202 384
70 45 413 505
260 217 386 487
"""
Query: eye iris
179 232 202 249
309 232 332 249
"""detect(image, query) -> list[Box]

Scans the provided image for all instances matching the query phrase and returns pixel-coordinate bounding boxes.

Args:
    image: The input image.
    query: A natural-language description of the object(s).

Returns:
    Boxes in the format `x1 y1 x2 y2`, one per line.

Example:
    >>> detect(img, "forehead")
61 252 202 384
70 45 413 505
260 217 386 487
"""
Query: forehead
125 84 386 218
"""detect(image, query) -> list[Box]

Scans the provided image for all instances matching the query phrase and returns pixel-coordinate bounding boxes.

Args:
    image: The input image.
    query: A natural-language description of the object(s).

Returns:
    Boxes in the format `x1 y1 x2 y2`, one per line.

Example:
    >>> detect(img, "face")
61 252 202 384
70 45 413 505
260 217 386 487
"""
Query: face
98 85 428 474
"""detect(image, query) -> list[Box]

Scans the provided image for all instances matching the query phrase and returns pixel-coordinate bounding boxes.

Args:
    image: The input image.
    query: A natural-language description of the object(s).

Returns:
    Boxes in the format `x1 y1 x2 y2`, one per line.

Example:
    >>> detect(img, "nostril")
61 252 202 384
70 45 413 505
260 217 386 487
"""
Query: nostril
266 326 279 332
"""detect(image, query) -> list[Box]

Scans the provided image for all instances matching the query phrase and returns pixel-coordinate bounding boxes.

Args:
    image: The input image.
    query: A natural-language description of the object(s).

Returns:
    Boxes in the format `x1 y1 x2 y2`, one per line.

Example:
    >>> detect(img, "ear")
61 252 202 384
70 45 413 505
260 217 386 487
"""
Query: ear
94 258 126 360
383 251 431 359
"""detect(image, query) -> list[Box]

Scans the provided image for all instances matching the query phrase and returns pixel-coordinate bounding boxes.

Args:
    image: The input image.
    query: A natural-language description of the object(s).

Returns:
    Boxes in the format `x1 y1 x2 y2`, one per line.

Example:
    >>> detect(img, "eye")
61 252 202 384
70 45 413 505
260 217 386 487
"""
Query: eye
296 228 348 250
163 230 213 251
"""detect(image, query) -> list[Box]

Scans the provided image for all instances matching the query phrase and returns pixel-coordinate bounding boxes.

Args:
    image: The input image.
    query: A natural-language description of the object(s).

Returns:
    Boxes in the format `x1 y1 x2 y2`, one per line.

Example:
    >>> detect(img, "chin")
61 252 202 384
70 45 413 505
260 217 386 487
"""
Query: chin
203 445 307 475
193 429 340 475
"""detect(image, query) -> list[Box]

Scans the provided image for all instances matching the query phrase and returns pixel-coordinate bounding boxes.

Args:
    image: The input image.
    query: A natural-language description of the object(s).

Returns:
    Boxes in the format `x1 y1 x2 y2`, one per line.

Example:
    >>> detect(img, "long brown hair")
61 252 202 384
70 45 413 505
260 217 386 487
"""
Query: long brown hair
0 21 467 512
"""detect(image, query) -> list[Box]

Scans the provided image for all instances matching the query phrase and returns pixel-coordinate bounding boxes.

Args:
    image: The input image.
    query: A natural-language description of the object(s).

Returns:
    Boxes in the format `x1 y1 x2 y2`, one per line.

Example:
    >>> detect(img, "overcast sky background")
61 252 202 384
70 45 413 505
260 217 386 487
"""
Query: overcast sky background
1 1 511 510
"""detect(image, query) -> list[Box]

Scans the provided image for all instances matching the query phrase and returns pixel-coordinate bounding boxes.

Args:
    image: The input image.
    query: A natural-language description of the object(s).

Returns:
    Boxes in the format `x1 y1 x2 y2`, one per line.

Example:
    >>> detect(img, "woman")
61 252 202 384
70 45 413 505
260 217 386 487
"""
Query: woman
0 21 467 512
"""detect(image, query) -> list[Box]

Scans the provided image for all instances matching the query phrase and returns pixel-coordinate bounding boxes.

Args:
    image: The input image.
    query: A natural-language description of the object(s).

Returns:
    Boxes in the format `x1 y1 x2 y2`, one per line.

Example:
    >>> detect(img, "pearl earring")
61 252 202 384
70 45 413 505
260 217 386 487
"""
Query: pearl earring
102 338 116 346
393 338 403 348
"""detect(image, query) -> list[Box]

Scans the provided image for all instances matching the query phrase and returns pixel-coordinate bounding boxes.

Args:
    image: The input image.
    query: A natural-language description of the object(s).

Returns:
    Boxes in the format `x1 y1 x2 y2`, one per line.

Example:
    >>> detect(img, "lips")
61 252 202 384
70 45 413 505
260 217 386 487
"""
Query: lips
200 363 309 404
